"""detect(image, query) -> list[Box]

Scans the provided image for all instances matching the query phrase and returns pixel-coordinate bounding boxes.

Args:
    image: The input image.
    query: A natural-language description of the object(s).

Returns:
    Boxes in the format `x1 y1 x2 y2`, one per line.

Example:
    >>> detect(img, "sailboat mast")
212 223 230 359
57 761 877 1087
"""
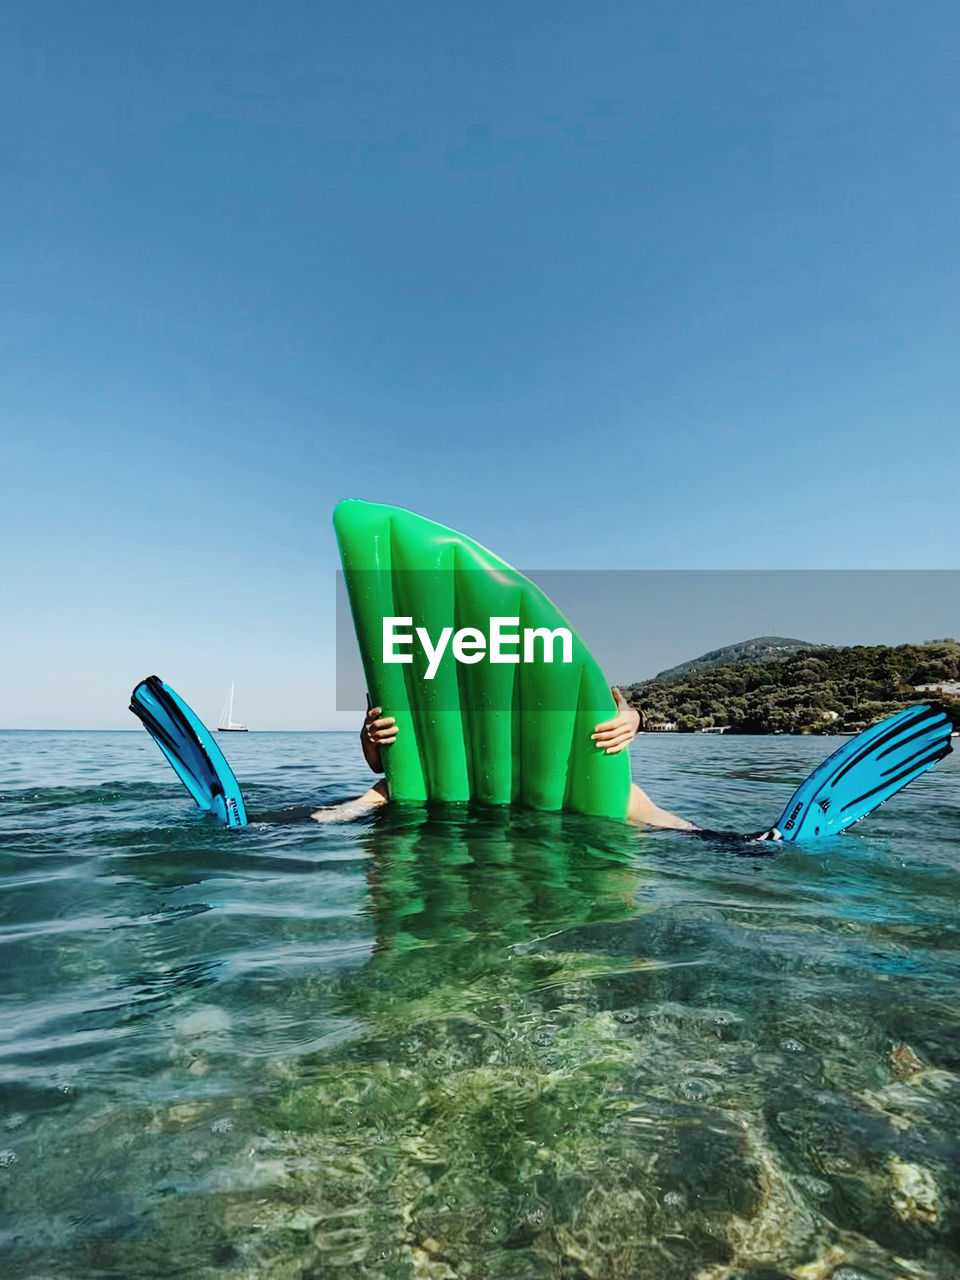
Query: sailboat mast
218 681 248 731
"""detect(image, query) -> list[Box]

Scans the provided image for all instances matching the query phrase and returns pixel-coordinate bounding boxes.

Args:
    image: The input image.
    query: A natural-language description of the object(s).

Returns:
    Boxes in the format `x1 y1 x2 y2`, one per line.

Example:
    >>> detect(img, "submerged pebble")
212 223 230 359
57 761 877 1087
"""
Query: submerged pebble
176 1006 232 1039
679 1078 714 1100
831 1269 889 1280
890 1043 924 1079
889 1155 939 1225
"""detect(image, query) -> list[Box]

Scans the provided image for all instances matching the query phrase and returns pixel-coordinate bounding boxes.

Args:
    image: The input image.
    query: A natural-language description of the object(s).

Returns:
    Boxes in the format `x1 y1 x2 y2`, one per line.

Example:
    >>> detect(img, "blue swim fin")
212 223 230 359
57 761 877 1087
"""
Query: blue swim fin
130 676 248 827
764 704 952 841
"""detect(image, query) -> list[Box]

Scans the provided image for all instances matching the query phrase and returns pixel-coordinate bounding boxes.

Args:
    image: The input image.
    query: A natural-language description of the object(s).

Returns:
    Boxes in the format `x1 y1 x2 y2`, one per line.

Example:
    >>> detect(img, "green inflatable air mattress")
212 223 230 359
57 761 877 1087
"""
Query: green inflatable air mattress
334 500 631 820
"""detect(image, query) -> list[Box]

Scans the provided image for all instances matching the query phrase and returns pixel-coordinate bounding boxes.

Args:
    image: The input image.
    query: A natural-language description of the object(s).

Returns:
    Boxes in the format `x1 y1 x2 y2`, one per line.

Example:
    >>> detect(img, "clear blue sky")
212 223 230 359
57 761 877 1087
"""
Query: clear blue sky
2 1 958 728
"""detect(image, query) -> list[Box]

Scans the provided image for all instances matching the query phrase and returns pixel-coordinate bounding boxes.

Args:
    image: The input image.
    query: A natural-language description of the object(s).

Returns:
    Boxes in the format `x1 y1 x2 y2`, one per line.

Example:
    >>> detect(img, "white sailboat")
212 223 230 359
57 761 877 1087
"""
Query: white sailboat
218 683 248 732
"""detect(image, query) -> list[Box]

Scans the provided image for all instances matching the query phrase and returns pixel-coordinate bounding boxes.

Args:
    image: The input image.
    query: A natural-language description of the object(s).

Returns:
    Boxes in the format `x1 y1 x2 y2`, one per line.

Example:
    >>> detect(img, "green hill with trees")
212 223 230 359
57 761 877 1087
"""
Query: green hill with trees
652 635 824 682
623 638 960 734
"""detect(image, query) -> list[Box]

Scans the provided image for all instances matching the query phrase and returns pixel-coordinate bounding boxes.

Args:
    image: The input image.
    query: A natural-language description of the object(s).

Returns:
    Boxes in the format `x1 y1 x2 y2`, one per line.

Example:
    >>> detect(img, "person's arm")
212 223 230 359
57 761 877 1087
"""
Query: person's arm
591 690 696 829
591 687 641 754
311 779 389 823
311 705 398 822
627 783 699 831
361 705 397 773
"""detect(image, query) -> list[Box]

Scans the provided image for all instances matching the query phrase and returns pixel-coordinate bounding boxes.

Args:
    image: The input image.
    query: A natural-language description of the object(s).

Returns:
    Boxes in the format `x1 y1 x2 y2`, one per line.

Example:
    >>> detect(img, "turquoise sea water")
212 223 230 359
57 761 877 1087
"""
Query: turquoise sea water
1 729 958 1279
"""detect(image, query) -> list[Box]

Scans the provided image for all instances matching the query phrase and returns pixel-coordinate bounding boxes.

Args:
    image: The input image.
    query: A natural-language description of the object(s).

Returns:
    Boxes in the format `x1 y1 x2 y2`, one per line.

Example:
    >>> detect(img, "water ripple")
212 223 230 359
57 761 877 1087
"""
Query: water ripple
0 730 958 1278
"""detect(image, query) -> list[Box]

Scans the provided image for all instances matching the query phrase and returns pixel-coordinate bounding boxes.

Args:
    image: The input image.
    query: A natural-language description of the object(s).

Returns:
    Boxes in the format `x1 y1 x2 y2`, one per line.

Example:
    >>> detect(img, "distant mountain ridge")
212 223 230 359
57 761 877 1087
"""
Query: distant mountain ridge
623 638 960 734
652 636 823 684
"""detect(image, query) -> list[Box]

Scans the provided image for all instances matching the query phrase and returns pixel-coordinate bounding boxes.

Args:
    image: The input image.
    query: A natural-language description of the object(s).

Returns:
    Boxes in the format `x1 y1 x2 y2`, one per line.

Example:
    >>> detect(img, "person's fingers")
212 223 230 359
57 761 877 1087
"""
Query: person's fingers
592 729 623 746
592 715 622 735
592 718 629 739
368 707 382 718
594 694 640 749
371 716 396 729
374 726 398 740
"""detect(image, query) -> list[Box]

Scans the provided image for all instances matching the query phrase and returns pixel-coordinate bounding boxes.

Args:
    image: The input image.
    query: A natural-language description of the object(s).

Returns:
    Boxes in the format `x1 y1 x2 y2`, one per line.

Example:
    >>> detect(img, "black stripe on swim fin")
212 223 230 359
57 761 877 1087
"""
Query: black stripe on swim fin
130 685 225 803
829 706 944 787
773 704 953 841
881 736 952 778
132 702 226 803
148 679 226 800
131 675 247 825
874 716 951 762
841 744 953 815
